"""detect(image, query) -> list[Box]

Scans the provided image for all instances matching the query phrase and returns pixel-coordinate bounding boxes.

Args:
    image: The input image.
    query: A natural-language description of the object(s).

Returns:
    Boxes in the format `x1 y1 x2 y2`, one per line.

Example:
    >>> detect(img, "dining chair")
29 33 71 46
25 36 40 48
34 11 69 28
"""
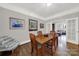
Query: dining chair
51 31 58 50
45 31 58 55
29 33 41 55
37 31 44 38
29 33 38 55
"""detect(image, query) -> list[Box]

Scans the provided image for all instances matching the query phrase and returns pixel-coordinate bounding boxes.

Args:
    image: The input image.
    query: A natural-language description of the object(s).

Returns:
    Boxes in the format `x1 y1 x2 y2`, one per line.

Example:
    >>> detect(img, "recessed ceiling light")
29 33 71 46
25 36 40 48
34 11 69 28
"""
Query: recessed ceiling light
47 3 52 6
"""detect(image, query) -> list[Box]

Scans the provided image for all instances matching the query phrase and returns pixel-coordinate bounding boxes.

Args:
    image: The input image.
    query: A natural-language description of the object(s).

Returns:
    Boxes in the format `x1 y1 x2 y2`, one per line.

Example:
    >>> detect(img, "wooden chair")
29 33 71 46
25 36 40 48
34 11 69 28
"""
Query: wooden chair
52 31 58 50
37 31 44 38
30 33 42 55
29 33 38 55
45 31 58 55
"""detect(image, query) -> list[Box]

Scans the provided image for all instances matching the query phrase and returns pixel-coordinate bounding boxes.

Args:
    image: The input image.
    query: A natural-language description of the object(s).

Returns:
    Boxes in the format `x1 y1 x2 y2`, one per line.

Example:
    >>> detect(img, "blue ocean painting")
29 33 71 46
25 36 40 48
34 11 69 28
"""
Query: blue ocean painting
12 19 23 28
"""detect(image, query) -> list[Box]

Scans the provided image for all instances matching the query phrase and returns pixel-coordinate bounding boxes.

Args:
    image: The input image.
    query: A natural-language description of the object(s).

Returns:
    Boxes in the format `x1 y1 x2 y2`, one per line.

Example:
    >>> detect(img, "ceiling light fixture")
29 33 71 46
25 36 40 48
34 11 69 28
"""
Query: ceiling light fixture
46 3 52 6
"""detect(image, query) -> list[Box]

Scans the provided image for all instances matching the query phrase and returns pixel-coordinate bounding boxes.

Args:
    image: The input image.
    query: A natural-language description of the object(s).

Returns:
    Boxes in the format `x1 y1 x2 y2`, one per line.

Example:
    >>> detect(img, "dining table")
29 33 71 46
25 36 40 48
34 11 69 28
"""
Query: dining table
36 36 51 55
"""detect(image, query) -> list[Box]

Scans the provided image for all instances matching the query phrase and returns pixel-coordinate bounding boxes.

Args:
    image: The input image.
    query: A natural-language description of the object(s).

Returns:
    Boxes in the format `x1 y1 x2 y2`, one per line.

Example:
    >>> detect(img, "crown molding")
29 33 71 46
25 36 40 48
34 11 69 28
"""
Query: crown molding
0 4 79 21
0 4 45 20
45 7 79 20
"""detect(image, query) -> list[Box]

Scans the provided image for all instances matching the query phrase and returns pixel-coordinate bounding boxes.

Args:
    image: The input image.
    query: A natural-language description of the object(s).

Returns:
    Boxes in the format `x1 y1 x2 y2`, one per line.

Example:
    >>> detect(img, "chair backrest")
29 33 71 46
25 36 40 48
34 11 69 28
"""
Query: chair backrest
37 31 43 37
37 31 42 35
29 33 37 49
50 31 57 38
49 31 58 43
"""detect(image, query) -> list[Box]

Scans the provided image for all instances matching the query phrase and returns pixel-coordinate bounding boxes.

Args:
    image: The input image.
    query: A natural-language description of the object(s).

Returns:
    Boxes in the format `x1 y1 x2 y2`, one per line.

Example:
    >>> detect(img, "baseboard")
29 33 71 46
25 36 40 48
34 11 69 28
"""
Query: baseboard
67 42 79 49
67 40 78 45
19 40 31 45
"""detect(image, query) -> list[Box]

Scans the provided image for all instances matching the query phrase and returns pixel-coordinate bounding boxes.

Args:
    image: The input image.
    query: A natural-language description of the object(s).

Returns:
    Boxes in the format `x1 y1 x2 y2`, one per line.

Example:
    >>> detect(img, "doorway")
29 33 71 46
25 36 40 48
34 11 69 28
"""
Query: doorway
52 24 55 31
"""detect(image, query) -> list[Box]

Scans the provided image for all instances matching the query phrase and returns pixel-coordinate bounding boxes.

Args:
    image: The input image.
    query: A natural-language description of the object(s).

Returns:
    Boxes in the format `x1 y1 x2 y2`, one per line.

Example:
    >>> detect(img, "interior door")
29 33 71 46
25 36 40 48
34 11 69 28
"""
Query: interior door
67 19 76 42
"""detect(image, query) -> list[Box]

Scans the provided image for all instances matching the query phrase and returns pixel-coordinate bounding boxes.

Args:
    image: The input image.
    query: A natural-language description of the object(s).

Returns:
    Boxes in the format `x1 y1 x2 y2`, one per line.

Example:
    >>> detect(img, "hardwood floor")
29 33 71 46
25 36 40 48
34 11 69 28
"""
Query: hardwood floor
0 35 79 56
12 43 79 56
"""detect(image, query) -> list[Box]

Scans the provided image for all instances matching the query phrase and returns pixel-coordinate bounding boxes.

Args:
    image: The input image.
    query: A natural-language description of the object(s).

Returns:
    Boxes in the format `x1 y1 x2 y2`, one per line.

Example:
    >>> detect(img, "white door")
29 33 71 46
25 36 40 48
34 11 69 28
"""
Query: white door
46 23 51 33
66 18 77 43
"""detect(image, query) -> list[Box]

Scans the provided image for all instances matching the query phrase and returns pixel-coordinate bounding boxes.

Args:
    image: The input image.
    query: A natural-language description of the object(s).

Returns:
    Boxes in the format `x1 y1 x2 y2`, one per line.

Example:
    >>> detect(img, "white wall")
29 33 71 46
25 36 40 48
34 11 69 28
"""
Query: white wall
45 12 79 45
45 22 52 34
45 17 79 45
0 7 45 45
29 19 45 35
77 17 79 44
45 19 66 33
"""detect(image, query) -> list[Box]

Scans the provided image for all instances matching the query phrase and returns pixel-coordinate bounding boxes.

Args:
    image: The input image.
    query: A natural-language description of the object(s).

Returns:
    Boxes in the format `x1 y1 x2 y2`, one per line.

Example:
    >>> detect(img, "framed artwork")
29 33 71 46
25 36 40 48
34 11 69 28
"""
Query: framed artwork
40 23 44 28
29 19 38 31
9 17 25 29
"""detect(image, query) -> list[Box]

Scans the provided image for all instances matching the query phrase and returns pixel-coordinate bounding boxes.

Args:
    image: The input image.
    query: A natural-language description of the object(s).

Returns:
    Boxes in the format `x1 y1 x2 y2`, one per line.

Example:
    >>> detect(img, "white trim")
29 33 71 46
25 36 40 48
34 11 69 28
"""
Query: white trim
46 7 79 20
67 40 78 45
0 4 45 20
0 4 79 21
20 40 31 45
65 17 78 21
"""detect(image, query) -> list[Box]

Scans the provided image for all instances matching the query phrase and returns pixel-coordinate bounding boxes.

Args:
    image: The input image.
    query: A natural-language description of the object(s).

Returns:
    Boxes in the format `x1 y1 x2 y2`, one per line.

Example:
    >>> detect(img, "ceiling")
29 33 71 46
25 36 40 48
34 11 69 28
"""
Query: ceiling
0 3 79 20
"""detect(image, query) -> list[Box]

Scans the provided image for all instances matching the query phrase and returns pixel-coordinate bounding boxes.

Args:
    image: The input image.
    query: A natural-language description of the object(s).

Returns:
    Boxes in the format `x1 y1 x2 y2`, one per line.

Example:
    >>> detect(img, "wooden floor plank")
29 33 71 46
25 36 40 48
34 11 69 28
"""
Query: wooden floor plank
0 35 79 56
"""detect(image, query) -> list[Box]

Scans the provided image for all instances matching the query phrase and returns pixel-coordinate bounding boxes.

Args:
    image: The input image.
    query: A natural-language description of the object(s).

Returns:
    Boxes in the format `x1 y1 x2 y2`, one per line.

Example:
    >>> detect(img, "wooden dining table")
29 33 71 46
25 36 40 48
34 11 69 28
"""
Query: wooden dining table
36 36 51 55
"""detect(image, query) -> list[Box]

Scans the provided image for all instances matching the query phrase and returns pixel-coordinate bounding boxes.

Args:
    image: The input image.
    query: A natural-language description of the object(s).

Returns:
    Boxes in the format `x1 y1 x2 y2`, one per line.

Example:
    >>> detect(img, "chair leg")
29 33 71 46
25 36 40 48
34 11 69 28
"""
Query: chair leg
55 39 58 50
51 50 53 55
31 48 33 55
36 50 38 56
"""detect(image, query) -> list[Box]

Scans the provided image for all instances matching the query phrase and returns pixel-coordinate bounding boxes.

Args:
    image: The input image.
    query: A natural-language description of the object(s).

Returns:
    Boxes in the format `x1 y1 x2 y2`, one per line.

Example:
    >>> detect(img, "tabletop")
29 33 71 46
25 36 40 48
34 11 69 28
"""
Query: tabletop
36 36 51 44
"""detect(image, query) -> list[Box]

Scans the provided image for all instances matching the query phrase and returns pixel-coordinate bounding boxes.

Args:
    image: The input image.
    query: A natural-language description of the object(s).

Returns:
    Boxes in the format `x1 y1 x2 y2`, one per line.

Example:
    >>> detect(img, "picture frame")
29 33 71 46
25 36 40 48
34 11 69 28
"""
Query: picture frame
40 23 44 28
29 19 38 31
9 17 25 30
